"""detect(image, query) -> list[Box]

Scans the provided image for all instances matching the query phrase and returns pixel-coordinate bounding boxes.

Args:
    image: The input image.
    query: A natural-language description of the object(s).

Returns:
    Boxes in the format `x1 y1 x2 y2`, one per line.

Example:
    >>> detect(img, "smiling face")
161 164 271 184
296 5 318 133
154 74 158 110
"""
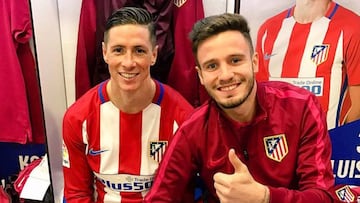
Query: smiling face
102 24 158 93
196 30 258 109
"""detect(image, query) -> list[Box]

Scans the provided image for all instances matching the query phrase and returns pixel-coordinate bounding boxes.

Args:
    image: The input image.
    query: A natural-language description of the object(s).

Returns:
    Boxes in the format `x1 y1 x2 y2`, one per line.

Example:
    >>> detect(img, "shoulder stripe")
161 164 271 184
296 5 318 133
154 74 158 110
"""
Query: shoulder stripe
98 81 106 104
328 3 339 20
155 81 164 105
286 8 292 18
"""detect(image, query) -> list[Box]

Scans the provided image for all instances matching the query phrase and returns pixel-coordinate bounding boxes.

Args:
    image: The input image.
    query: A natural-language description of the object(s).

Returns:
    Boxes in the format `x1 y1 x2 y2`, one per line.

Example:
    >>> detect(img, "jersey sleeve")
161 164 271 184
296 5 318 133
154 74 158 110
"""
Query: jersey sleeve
144 127 197 202
269 93 334 202
62 113 94 203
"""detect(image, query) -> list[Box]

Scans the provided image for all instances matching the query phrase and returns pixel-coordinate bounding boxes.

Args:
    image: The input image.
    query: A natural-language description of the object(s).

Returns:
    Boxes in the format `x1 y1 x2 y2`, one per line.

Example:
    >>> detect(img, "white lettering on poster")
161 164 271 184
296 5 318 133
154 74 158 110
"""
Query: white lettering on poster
18 155 41 170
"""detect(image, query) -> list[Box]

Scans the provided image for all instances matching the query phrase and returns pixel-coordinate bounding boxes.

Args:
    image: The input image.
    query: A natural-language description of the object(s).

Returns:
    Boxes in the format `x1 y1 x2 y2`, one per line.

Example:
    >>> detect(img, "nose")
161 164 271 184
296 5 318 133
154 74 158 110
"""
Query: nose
122 52 136 67
218 65 234 82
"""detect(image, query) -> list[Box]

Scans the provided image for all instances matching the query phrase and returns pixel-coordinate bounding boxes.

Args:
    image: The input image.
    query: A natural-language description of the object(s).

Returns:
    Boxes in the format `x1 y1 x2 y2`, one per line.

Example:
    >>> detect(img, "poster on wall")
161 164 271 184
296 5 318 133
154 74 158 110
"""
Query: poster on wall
335 0 360 14
240 0 360 185
240 0 360 44
239 0 295 43
330 120 360 185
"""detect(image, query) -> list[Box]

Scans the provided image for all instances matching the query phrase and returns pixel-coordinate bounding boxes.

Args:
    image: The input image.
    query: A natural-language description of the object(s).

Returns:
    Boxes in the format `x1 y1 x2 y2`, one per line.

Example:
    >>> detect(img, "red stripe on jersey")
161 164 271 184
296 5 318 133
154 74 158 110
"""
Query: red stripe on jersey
119 112 142 173
317 22 341 113
256 10 289 81
282 23 310 77
119 112 142 201
159 104 172 141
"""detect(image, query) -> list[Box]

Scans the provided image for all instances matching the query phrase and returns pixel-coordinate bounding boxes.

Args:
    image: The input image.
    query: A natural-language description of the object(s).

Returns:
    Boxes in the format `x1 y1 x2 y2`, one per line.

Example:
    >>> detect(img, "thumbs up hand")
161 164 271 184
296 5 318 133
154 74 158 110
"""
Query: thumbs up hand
213 149 269 203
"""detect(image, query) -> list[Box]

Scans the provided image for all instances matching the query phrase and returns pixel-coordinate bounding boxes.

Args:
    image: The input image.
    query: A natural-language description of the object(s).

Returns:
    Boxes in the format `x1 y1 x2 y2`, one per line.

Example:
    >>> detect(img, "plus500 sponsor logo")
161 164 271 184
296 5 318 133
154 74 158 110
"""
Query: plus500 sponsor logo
99 178 153 192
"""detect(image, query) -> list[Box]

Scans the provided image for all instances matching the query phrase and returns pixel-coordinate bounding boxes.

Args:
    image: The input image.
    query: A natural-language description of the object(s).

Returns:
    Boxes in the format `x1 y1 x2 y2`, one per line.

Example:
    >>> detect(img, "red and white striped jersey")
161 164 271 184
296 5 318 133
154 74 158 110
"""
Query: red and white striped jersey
62 80 194 203
256 2 360 129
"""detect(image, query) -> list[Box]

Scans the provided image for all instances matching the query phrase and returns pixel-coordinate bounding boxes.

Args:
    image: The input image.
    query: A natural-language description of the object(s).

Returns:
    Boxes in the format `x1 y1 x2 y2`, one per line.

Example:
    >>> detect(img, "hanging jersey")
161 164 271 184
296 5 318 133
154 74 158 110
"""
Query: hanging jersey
62 80 193 203
167 0 209 107
256 2 360 129
0 0 45 143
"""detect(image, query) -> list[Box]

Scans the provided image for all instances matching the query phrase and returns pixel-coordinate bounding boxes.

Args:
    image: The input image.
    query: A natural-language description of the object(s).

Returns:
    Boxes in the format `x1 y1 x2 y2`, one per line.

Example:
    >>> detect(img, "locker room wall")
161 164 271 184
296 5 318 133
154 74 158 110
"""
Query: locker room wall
30 0 66 202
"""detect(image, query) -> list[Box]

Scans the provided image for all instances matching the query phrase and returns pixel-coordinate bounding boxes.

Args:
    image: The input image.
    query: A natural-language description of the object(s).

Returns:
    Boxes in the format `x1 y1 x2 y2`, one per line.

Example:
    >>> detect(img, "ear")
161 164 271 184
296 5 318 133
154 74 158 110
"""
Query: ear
151 45 159 65
252 52 259 73
195 66 204 85
102 42 108 63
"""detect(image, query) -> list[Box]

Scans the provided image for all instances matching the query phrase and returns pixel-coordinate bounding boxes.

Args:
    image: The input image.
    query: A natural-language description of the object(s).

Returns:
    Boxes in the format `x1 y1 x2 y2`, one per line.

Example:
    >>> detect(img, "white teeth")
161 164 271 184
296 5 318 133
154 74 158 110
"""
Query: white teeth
120 73 137 79
220 84 237 91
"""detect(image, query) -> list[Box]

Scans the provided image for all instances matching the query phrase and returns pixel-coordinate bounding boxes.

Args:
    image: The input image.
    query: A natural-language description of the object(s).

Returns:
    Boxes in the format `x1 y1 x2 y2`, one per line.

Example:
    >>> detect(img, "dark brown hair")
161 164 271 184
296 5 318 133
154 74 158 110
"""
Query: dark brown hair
104 7 156 46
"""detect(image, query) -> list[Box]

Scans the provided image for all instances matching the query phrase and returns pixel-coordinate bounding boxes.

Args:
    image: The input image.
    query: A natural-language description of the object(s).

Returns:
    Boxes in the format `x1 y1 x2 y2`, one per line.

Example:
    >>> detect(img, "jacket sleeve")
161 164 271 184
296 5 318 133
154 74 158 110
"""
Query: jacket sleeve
145 128 197 203
269 93 334 202
62 113 94 203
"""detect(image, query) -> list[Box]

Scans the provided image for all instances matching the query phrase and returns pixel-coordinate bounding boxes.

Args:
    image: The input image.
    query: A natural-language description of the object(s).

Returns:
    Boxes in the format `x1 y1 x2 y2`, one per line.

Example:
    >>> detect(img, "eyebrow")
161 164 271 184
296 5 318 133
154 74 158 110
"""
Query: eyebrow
201 58 217 67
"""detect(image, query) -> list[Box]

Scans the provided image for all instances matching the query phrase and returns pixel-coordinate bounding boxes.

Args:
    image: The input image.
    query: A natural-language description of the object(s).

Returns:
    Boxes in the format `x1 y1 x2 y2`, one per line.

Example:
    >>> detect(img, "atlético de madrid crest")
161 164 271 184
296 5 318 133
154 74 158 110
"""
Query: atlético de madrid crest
311 44 329 65
335 185 355 202
264 134 288 162
174 0 187 7
150 141 168 163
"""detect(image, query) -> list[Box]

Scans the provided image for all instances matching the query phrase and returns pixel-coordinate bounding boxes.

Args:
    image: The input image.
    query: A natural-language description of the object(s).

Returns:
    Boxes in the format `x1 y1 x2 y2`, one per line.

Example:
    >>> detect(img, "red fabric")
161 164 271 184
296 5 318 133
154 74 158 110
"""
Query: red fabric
0 0 31 143
75 0 96 99
14 158 42 194
18 43 45 144
0 187 10 203
167 0 209 107
0 0 45 144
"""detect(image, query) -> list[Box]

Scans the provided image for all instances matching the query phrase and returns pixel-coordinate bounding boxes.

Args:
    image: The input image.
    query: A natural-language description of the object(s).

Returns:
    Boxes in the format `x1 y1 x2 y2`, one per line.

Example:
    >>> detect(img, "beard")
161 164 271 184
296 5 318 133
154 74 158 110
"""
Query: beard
208 73 255 109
